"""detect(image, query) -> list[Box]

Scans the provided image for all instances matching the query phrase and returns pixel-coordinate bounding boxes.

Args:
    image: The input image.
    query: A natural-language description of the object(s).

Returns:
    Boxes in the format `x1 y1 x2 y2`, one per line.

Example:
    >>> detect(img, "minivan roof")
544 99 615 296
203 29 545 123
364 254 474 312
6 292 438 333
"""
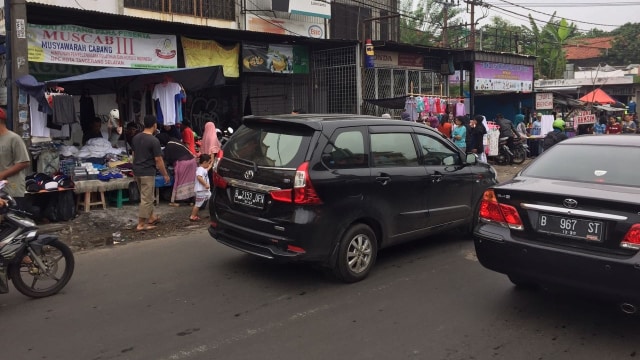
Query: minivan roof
242 114 440 132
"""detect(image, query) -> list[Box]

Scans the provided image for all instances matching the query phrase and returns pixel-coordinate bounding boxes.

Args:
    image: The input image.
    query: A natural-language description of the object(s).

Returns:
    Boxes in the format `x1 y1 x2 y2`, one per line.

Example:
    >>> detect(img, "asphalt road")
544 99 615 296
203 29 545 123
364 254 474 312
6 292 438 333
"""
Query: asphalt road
2 230 639 360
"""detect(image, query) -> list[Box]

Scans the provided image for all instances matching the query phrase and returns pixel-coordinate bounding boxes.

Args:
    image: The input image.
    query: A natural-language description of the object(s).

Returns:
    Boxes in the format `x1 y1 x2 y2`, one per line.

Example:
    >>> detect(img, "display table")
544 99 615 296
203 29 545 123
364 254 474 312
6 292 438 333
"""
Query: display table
74 178 135 212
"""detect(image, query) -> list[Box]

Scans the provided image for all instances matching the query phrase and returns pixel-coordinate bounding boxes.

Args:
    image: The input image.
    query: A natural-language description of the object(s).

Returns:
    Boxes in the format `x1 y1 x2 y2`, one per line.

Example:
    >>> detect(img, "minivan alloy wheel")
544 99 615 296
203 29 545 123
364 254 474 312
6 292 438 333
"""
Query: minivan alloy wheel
347 234 373 274
334 224 378 283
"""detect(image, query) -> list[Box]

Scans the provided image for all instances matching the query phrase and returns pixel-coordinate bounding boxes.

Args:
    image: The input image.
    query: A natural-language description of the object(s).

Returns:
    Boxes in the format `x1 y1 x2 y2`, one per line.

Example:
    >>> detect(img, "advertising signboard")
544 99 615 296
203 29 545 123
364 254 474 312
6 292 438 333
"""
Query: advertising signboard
27 23 178 68
474 62 533 92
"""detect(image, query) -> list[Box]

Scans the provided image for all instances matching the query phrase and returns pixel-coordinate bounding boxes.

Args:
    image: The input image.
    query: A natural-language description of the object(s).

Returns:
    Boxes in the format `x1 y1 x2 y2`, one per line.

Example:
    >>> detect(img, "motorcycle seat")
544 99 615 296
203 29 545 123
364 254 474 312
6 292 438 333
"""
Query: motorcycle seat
499 137 510 141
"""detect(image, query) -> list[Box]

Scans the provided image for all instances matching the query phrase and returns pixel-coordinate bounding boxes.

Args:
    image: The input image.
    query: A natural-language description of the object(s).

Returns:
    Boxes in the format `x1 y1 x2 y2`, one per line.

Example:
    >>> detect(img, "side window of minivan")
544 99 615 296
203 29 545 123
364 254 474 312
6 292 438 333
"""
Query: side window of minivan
322 128 368 169
416 133 460 166
370 133 419 167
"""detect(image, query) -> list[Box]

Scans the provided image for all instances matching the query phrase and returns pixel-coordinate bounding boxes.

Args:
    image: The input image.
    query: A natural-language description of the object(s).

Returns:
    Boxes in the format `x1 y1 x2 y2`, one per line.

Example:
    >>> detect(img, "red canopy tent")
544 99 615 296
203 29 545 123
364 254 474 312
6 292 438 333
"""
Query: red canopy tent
579 88 617 104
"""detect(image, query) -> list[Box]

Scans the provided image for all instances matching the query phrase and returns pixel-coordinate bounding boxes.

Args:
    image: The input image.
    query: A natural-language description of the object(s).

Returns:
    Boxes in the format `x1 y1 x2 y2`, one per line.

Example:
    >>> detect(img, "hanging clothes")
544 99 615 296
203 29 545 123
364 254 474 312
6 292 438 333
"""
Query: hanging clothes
79 93 96 133
29 96 50 138
152 81 182 126
52 94 75 125
455 99 466 117
404 96 418 121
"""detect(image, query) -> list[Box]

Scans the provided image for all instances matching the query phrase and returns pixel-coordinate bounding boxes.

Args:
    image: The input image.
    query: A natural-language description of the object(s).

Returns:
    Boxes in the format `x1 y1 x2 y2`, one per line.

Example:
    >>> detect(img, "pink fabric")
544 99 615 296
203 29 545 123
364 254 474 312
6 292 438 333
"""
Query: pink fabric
201 122 221 155
171 158 197 202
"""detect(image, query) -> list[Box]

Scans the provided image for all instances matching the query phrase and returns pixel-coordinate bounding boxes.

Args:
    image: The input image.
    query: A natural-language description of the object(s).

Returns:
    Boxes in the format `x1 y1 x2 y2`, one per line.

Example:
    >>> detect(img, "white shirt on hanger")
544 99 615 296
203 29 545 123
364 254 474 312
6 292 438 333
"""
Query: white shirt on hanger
152 82 182 126
29 96 50 138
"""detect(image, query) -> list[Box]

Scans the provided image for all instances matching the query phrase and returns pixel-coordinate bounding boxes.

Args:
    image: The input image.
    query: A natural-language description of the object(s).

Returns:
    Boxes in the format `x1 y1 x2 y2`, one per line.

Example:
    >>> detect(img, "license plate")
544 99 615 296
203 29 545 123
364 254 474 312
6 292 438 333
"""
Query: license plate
233 188 266 209
537 214 603 242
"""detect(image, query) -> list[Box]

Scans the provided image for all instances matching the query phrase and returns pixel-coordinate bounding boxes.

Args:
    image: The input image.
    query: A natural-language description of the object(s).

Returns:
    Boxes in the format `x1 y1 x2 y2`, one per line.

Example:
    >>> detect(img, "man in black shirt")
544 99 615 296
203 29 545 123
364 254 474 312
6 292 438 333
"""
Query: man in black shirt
131 115 170 231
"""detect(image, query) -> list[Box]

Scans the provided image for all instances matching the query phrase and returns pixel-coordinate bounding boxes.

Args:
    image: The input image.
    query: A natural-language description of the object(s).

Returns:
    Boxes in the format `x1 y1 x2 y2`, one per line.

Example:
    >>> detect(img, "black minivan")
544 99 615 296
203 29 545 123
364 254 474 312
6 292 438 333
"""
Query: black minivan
209 114 497 282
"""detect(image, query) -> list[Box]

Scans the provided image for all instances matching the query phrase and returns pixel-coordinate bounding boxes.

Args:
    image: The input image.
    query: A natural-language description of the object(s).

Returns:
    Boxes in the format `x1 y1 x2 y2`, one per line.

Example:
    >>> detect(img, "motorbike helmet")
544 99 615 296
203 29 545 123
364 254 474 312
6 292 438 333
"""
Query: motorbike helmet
552 119 565 131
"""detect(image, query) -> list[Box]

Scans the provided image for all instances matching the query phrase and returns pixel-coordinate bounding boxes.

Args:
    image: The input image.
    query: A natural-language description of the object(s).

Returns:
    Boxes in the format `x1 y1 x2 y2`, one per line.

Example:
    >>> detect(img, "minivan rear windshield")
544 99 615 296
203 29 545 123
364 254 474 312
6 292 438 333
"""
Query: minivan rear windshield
225 124 314 168
521 144 640 186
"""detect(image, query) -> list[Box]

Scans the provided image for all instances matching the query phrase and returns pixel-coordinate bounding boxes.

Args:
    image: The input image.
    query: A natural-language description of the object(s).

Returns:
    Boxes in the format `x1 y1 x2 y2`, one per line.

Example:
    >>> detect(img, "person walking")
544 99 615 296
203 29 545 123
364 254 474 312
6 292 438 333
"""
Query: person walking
131 114 170 232
0 107 31 211
469 115 487 162
190 154 212 221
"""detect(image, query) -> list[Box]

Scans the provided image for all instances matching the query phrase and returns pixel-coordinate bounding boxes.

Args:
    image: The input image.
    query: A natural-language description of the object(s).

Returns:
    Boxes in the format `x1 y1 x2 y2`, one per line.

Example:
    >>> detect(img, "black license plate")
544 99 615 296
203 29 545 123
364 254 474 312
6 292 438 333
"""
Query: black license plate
537 214 603 242
233 188 266 209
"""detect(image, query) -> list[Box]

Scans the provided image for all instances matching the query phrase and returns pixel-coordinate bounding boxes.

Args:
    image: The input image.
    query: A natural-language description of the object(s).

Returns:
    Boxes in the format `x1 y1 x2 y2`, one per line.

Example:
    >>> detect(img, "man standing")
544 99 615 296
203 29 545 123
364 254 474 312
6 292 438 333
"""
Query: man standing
131 115 170 232
0 107 31 210
621 114 637 134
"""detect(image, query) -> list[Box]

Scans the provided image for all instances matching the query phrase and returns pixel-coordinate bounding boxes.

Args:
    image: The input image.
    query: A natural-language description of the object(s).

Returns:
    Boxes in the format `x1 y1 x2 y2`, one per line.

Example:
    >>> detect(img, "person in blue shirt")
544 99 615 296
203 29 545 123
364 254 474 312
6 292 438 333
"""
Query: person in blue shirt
452 116 467 152
593 118 607 135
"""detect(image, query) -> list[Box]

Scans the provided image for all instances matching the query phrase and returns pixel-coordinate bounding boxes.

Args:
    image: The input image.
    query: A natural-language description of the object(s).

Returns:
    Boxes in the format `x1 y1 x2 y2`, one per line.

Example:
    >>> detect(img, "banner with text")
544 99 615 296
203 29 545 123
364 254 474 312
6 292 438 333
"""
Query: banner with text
182 37 239 78
474 62 533 92
242 43 309 74
535 93 554 110
27 24 178 69
573 110 597 125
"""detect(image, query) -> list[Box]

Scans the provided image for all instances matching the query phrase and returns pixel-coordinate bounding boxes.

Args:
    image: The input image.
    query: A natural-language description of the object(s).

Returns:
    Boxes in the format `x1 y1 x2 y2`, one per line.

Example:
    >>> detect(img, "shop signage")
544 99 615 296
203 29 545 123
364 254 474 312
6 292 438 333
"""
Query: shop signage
27 23 178 69
182 37 239 78
242 43 309 74
474 62 533 92
374 50 423 69
535 93 554 110
0 6 5 36
574 110 596 125
246 14 325 39
273 0 331 19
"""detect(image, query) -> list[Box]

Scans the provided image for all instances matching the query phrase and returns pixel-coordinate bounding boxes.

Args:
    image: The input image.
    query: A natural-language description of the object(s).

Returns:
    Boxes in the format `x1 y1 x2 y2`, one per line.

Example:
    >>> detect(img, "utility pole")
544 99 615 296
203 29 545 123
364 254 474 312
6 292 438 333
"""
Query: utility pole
6 0 29 134
465 0 484 50
435 0 459 47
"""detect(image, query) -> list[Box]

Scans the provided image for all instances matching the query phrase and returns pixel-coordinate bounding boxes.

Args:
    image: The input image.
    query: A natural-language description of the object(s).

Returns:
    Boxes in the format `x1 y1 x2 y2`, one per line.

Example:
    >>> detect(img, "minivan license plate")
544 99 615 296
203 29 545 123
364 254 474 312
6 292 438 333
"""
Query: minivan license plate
233 188 265 209
537 214 603 242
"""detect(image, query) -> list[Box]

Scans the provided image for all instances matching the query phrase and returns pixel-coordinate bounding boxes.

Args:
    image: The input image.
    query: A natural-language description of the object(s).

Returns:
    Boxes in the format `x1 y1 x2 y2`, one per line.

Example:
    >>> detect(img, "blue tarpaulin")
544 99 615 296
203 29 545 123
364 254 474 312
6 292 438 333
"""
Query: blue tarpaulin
45 66 225 95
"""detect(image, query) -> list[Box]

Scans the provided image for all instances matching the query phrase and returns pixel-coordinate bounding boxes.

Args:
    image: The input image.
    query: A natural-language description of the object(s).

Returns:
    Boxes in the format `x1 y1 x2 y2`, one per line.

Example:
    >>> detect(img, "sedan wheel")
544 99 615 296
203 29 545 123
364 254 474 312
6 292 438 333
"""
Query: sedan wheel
333 224 378 283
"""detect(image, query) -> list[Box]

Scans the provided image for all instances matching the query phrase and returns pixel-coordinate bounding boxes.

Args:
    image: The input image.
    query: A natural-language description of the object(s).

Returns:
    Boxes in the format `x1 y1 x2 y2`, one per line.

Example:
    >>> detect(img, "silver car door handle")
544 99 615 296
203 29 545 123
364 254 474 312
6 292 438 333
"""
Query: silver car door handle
376 176 390 186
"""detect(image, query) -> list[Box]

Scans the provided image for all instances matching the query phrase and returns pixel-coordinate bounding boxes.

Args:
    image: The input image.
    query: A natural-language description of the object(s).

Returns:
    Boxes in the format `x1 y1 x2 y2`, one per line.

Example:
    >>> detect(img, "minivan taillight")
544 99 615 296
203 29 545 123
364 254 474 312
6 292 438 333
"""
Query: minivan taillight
270 162 322 205
478 189 523 230
213 171 227 189
621 224 640 250
212 149 224 171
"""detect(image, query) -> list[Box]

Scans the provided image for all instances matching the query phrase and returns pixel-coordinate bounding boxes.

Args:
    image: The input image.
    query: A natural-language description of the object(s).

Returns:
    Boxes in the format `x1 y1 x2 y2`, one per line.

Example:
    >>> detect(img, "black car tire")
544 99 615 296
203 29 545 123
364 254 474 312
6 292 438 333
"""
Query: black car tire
511 148 526 165
333 224 378 283
507 274 539 290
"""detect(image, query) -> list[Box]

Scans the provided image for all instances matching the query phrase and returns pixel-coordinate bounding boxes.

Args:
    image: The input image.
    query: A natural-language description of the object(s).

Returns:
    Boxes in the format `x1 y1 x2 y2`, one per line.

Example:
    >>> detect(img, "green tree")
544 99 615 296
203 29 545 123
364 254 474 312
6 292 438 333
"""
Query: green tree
606 22 640 65
399 0 464 47
526 14 577 79
479 16 532 53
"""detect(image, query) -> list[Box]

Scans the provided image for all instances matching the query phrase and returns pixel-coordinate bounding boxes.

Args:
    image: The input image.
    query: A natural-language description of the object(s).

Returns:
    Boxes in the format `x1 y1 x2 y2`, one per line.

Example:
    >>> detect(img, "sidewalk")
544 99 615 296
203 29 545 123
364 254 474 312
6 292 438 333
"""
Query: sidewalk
39 200 210 251
494 158 532 183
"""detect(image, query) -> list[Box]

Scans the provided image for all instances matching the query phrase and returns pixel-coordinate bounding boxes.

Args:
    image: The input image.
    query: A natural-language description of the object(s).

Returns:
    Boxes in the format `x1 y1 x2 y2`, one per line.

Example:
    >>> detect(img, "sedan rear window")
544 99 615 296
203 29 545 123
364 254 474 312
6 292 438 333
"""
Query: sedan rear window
225 124 313 168
522 144 640 186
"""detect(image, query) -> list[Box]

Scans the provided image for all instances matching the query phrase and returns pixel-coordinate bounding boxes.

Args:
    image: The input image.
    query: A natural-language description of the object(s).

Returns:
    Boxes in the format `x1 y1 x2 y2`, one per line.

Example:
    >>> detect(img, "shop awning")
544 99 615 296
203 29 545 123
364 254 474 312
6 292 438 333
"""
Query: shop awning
45 66 225 95
579 88 617 104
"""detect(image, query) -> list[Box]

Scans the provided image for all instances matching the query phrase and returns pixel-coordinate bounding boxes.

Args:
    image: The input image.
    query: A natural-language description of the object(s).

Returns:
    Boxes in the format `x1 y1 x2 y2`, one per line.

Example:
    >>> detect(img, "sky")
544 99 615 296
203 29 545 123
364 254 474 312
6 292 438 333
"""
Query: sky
410 0 640 33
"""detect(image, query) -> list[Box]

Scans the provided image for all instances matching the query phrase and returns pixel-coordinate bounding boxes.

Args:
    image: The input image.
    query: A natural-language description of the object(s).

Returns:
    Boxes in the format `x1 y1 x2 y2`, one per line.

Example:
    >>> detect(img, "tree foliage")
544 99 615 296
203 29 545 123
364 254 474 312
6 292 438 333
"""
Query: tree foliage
526 14 578 79
399 0 464 47
605 22 640 65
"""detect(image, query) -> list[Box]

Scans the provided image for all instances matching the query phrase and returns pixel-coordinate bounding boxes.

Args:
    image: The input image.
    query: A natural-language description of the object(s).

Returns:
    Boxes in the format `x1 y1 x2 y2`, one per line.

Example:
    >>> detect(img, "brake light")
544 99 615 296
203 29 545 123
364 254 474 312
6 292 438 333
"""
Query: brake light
270 162 322 205
478 189 524 230
621 224 640 250
212 149 224 171
213 171 227 189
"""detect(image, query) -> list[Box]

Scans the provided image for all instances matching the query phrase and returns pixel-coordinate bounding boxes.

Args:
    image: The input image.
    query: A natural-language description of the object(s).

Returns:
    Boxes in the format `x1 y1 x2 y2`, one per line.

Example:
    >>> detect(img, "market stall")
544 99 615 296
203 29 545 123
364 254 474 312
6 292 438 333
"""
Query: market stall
15 66 224 220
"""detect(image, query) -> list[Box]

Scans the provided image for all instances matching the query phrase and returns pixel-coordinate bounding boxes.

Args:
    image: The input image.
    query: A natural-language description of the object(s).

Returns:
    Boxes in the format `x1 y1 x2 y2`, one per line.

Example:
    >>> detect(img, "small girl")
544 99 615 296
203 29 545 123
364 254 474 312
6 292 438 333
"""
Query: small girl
190 154 212 221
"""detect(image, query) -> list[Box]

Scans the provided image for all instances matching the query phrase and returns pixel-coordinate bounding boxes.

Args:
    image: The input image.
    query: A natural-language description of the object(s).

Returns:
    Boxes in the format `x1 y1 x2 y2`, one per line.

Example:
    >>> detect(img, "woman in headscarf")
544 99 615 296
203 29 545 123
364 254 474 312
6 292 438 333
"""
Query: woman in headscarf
201 122 221 157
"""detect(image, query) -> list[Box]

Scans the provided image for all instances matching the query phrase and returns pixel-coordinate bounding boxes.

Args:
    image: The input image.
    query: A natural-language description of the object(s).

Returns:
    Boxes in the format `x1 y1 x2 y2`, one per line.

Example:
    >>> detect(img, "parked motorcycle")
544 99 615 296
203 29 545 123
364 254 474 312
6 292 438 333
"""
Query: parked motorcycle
489 137 514 165
511 138 529 165
0 181 74 298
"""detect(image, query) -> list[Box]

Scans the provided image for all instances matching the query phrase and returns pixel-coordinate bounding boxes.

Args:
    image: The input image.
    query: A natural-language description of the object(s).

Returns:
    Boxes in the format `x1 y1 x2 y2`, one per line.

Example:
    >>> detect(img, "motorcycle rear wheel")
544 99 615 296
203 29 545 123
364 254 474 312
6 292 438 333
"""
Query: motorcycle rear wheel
9 239 75 298
511 147 527 165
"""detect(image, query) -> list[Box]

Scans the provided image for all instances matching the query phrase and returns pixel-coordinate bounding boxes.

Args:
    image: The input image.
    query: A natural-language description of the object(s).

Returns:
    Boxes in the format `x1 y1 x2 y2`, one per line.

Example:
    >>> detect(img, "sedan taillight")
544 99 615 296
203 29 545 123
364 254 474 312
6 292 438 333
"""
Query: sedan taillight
620 224 640 250
478 189 524 230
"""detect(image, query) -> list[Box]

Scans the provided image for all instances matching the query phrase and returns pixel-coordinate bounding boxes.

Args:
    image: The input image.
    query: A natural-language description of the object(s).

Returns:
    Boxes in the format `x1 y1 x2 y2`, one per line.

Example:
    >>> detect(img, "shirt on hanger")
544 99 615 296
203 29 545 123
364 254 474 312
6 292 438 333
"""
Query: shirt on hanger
30 96 50 138
152 82 182 126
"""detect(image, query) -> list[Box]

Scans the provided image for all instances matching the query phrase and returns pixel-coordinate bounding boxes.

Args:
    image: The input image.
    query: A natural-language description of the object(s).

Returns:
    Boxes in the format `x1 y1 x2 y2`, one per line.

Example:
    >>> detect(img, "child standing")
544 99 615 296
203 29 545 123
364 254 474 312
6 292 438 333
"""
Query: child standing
190 154 212 221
